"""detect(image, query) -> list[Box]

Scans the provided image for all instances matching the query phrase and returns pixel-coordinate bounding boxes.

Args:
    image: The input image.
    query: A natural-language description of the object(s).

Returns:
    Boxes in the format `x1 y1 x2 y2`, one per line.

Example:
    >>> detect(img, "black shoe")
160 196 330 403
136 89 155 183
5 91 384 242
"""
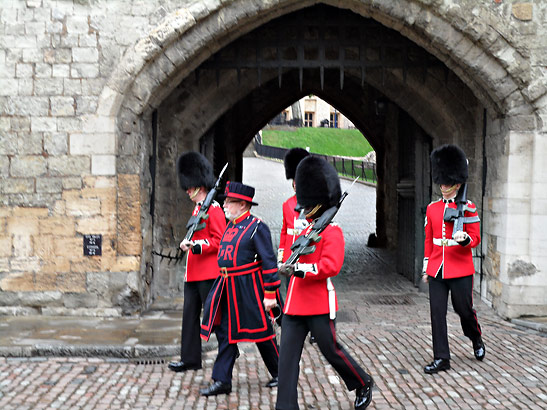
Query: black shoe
473 338 486 361
424 358 450 374
199 380 232 396
265 376 278 388
354 378 374 409
167 361 201 372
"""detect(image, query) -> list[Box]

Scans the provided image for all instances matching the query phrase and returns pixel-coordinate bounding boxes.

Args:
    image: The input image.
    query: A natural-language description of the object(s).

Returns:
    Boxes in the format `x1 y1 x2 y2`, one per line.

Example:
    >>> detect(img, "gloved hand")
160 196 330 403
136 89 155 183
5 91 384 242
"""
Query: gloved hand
454 230 470 246
179 239 194 252
422 257 429 283
278 263 295 277
453 231 467 242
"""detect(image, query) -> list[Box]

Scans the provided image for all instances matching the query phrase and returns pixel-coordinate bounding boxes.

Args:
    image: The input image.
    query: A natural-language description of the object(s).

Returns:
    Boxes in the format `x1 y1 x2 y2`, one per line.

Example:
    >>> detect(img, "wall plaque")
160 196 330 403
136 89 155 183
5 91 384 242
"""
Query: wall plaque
83 234 102 256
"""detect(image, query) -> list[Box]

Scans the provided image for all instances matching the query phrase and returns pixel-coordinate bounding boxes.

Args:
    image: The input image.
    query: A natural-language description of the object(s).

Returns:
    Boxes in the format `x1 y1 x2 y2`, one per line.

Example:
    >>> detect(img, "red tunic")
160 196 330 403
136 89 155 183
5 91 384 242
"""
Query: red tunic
283 222 344 316
424 199 481 279
185 201 226 282
278 195 305 263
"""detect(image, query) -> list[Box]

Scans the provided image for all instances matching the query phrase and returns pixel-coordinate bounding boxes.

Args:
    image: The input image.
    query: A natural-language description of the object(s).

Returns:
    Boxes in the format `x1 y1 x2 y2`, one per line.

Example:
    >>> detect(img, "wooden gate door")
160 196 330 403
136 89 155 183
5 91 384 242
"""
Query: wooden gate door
396 111 431 285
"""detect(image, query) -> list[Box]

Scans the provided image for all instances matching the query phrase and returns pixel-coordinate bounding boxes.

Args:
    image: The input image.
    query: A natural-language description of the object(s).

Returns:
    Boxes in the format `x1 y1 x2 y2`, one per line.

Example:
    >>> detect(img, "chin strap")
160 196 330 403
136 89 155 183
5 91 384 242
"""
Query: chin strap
189 187 201 200
305 204 322 219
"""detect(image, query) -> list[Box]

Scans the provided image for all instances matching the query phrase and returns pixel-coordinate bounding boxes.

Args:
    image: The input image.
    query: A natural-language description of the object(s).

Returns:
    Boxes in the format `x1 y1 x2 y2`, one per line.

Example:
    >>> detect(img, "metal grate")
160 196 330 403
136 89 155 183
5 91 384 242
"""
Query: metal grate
197 4 446 90
130 357 169 365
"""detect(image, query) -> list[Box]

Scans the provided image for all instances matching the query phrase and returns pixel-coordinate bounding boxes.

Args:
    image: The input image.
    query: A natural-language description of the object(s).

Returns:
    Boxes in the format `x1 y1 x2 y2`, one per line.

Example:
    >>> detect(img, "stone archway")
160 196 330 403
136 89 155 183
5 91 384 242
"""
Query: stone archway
95 0 545 317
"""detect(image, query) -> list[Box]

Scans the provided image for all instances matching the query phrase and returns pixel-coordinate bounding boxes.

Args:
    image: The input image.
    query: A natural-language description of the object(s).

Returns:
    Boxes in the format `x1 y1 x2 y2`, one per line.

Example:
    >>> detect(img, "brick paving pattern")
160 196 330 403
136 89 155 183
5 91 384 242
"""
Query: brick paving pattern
0 158 545 409
1 299 546 409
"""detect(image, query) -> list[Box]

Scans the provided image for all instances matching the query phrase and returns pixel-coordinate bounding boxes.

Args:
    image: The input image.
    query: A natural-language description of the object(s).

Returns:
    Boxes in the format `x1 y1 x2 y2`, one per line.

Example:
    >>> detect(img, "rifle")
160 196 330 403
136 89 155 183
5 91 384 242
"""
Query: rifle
184 162 228 242
152 163 228 264
443 183 467 239
284 176 359 266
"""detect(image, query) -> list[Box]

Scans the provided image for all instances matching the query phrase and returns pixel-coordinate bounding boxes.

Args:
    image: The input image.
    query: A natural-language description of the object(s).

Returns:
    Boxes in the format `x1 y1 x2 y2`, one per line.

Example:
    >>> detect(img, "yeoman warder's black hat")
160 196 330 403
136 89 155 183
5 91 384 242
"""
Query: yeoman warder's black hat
284 148 310 180
430 144 468 185
224 181 258 206
176 152 215 190
295 156 341 208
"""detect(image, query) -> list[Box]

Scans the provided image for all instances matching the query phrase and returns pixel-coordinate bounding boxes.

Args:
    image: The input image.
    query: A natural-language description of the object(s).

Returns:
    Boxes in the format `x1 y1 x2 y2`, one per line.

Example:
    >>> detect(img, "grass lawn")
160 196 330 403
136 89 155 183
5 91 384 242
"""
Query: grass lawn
261 127 373 157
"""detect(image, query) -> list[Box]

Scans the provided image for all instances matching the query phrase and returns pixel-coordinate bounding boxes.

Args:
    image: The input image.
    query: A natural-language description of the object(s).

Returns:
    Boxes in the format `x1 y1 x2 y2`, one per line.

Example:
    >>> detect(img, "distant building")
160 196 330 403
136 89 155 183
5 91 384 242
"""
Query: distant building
272 96 354 129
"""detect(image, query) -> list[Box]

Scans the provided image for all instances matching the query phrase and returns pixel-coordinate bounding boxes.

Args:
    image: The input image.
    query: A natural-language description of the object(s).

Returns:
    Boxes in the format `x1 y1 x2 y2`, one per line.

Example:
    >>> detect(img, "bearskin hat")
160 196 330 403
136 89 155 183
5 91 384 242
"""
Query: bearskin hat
295 156 341 208
430 144 468 185
284 148 310 180
176 152 215 190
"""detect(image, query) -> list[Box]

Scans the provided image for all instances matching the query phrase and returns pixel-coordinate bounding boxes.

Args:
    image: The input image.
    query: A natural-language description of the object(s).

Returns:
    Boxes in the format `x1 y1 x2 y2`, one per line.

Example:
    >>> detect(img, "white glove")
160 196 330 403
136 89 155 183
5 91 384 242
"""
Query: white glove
453 231 469 243
179 239 194 251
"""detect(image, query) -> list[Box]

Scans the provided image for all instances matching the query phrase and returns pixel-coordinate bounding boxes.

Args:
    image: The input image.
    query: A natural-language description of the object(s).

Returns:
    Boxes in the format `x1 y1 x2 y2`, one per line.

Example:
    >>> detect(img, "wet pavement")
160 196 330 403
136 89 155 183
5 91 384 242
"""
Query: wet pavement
0 157 546 409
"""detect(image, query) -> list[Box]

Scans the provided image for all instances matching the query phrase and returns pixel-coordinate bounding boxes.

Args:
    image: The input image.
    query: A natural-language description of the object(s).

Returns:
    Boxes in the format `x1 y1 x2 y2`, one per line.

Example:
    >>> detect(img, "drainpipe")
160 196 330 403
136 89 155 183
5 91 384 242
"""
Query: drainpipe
480 109 487 294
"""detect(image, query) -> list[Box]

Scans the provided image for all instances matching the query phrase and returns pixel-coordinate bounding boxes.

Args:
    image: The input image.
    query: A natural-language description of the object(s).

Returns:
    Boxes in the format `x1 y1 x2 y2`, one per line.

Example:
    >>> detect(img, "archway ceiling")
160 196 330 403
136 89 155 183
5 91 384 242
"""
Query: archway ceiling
161 5 478 152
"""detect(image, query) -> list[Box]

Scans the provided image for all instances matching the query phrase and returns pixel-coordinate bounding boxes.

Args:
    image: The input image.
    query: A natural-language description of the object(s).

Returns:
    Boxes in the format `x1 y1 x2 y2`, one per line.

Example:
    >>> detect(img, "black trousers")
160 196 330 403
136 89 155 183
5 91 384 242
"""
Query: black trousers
429 274 482 360
211 292 279 384
179 279 215 365
276 314 372 410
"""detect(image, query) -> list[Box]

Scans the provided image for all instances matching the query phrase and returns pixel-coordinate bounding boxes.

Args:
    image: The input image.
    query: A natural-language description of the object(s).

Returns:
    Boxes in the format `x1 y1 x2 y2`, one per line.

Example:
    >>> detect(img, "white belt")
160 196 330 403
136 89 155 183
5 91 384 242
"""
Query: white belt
433 238 459 247
327 278 336 320
287 228 301 236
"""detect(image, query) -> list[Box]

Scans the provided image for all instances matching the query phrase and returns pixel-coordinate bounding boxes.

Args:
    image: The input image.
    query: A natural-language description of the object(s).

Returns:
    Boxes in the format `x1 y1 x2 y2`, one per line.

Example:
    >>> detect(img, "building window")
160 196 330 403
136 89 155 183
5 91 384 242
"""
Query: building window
304 112 314 127
330 112 339 128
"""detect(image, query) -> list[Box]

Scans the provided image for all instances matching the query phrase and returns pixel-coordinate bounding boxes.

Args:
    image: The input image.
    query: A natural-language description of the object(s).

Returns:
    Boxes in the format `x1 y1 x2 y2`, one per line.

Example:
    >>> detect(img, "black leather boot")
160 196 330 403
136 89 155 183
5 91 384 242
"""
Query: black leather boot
265 376 278 388
473 337 486 361
199 380 232 396
167 361 201 372
354 377 374 409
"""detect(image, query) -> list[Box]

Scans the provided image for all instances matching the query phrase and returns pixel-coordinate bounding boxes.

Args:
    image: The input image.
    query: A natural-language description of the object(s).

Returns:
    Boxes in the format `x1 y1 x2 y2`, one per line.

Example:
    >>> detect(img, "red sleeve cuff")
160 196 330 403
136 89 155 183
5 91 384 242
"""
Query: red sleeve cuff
264 291 276 300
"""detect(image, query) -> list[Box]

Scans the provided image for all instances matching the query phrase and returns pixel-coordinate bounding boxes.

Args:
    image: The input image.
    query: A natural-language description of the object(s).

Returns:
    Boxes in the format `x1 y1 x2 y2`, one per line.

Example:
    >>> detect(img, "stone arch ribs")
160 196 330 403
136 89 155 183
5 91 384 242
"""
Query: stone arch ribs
97 0 537 124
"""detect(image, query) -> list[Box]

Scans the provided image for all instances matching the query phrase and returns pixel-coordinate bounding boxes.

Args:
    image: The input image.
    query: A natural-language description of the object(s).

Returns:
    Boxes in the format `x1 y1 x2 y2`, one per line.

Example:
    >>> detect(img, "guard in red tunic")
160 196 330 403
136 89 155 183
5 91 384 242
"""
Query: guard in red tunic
200 181 282 396
278 148 310 266
423 144 485 374
168 152 227 373
276 156 374 410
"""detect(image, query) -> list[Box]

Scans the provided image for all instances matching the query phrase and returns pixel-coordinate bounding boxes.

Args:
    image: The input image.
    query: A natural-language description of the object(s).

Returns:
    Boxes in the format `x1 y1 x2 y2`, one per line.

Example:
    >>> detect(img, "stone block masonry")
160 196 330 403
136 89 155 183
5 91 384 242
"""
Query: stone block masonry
0 0 546 318
0 176 141 316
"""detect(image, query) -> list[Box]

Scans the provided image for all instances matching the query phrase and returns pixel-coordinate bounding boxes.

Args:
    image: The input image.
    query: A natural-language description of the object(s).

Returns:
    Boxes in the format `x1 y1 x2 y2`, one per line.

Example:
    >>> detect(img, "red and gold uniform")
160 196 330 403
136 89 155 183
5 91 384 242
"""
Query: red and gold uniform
277 220 372 409
177 200 226 369
283 222 343 315
424 198 481 279
423 197 483 362
185 201 226 282
278 195 306 263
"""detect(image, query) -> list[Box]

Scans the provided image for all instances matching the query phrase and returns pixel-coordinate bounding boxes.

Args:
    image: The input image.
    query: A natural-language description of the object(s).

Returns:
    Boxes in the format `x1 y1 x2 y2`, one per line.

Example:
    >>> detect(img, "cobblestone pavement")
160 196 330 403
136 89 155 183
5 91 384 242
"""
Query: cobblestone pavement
0 157 546 409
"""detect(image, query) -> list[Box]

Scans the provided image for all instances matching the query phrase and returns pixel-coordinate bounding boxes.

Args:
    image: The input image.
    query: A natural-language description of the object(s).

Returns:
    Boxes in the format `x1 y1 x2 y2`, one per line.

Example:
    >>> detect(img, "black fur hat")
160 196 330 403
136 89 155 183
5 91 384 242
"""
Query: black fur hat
284 148 310 179
295 156 341 208
176 152 215 190
430 144 468 185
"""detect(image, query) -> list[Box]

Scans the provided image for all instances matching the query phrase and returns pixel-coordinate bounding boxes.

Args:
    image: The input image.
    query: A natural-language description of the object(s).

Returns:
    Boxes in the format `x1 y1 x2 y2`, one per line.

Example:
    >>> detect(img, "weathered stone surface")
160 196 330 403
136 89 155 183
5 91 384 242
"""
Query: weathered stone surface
48 156 90 176
512 3 533 21
117 174 142 256
10 156 47 177
0 272 35 292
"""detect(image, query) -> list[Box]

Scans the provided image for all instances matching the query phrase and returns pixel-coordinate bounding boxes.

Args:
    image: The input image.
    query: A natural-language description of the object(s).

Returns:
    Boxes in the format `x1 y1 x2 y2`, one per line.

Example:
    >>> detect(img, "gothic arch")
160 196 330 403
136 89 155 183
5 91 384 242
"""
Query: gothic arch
97 0 537 123
95 0 544 317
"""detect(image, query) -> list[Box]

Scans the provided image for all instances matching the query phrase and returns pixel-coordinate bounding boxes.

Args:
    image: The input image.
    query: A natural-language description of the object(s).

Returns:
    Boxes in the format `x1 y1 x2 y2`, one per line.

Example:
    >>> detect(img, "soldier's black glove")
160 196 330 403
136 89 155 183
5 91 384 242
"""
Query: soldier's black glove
278 263 295 277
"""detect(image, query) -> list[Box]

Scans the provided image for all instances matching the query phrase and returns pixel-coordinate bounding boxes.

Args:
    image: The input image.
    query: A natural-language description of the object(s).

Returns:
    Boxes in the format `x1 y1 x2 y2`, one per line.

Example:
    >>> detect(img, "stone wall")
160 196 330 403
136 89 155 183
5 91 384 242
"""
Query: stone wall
1 0 546 317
